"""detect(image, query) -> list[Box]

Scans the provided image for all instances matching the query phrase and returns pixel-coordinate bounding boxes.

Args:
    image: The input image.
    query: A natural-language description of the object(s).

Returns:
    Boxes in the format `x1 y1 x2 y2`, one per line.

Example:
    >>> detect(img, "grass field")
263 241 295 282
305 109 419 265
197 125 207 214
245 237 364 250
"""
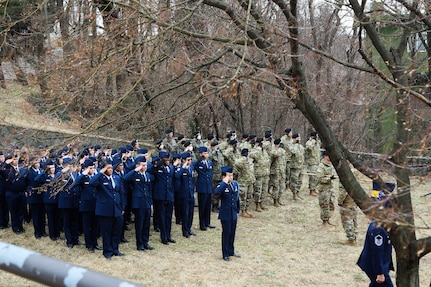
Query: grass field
1 175 431 287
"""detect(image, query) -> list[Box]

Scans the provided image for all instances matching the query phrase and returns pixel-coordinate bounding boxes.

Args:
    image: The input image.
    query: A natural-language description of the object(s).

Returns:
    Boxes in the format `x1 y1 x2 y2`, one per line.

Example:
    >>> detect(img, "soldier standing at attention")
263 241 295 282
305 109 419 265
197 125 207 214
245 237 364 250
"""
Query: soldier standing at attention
215 166 240 261
317 151 336 226
234 148 255 218
289 133 305 200
305 131 320 196
88 161 126 259
193 146 215 230
269 139 286 207
249 138 270 212
338 161 359 245
209 140 224 212
281 128 293 195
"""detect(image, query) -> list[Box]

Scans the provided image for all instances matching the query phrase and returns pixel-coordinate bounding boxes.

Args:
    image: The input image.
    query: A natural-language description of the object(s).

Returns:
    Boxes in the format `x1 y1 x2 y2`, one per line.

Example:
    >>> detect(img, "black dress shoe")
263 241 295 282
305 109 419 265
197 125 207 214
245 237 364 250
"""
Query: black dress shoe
87 248 95 253
42 233 48 237
50 237 57 241
200 227 207 231
35 235 42 239
74 240 84 246
104 255 112 260
161 240 169 245
67 244 74 248
231 253 241 258
137 247 145 251
189 232 197 236
143 244 154 250
223 256 230 261
183 234 190 238
95 246 103 250
114 252 126 256
120 238 129 243
207 225 216 229
167 238 176 243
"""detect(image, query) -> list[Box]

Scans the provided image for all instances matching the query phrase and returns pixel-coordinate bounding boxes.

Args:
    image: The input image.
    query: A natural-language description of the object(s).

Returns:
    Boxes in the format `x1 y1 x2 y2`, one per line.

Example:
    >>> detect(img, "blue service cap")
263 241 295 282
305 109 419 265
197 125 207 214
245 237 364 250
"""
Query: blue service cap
112 157 123 169
135 156 146 163
221 166 233 173
172 153 181 160
198 146 208 153
126 145 133 152
159 151 170 159
137 148 148 154
82 159 94 168
63 157 72 164
181 152 191 160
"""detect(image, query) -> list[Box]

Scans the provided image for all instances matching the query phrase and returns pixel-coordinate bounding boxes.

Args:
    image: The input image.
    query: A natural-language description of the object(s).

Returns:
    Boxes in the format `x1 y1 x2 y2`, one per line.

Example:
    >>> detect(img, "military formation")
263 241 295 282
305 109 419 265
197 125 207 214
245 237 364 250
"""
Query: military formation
0 127 364 261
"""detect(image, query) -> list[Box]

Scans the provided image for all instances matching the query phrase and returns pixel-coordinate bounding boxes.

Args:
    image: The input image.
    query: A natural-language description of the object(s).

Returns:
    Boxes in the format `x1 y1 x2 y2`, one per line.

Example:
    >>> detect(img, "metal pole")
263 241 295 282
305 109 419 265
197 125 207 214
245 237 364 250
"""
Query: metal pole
0 242 146 287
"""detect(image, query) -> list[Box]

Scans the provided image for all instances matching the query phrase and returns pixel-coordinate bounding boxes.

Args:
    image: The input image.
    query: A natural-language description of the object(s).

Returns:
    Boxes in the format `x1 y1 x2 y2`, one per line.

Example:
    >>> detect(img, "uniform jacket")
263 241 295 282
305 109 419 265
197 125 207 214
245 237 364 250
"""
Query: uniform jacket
192 159 213 193
215 181 240 221
123 170 153 209
1 163 28 193
76 174 97 212
26 167 44 204
58 171 80 209
148 164 174 202
357 221 394 275
35 172 62 204
175 165 195 200
317 160 334 190
89 172 126 217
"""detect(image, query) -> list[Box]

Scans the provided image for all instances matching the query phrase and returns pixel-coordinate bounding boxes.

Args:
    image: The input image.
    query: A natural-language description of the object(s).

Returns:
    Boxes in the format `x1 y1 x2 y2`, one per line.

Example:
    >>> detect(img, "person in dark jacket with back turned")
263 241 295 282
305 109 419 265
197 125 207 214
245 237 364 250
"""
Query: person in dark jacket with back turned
215 166 241 261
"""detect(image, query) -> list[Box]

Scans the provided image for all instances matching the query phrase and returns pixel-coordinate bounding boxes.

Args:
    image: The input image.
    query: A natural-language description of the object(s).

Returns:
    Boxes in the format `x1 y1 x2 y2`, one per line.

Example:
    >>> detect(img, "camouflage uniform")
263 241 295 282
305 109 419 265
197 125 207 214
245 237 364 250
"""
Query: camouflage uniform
222 145 239 170
338 163 359 242
233 154 255 214
249 144 271 210
209 145 225 211
317 158 335 222
269 145 286 203
280 134 293 189
305 137 321 194
289 141 304 199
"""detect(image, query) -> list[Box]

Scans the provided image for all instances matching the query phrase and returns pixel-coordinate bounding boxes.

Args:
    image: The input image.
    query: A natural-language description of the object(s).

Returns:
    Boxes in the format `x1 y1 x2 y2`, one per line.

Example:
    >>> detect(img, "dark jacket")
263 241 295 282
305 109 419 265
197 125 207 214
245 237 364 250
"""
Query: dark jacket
215 181 240 221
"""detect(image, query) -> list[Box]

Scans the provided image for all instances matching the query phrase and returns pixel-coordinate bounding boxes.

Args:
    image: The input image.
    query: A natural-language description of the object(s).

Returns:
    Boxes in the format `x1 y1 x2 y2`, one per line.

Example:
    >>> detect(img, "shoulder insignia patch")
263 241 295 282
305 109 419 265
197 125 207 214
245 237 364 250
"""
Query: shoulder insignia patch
374 234 383 246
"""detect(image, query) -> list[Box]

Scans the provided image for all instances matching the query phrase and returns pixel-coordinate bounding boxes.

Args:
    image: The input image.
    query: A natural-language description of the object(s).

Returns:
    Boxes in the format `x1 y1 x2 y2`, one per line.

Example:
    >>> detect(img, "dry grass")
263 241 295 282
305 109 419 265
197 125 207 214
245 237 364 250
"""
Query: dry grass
1 176 431 287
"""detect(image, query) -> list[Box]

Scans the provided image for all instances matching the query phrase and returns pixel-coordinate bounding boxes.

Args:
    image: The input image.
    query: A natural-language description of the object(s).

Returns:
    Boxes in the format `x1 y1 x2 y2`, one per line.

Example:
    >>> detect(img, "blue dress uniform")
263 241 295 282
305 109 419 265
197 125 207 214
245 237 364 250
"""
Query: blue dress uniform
148 151 175 244
0 161 9 229
35 167 62 240
90 169 126 259
123 156 154 250
357 221 394 287
76 162 100 251
1 160 28 234
175 152 195 237
58 167 81 247
215 170 240 260
26 165 46 238
192 146 213 230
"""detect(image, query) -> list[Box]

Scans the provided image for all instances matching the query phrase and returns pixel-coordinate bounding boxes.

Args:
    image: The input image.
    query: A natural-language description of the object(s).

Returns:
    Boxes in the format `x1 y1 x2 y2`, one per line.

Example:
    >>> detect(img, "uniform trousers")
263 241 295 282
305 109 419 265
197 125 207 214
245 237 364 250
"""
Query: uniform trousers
98 215 123 258
220 219 237 258
6 191 26 232
197 193 211 229
154 200 173 242
133 207 151 248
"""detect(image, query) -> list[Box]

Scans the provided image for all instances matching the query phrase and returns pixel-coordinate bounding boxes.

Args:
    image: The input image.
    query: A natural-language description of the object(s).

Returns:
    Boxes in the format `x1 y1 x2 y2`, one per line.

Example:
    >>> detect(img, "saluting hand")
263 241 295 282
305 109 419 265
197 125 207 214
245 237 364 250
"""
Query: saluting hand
376 274 385 283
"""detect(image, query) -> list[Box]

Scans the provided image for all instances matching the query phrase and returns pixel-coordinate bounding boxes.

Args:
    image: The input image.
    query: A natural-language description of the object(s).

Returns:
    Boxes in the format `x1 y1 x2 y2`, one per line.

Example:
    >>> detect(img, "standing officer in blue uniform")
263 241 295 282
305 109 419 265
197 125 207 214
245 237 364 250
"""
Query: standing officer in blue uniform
357 190 394 286
77 159 100 252
148 151 176 245
88 161 126 259
215 166 240 261
175 152 196 238
123 156 154 251
1 154 28 234
0 151 11 229
193 146 214 231
26 157 46 239
35 160 62 241
58 158 81 248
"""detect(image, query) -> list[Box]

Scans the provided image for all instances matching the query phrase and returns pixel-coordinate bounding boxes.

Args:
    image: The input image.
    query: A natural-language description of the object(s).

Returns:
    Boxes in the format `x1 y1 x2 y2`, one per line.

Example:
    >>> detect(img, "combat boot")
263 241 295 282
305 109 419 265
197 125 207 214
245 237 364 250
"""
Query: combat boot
345 238 356 245
255 203 263 212
277 199 285 206
273 199 280 207
296 193 304 200
259 202 268 211
309 189 318 196
245 210 254 218
293 193 297 201
240 210 248 217
322 220 330 227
